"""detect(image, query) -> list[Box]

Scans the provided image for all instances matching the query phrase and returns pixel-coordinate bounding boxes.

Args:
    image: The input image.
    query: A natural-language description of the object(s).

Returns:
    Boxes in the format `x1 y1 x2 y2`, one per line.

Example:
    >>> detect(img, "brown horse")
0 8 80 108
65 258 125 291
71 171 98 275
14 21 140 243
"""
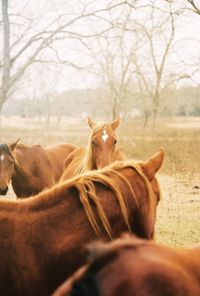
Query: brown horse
0 139 77 197
0 149 164 296
54 234 200 296
60 117 126 181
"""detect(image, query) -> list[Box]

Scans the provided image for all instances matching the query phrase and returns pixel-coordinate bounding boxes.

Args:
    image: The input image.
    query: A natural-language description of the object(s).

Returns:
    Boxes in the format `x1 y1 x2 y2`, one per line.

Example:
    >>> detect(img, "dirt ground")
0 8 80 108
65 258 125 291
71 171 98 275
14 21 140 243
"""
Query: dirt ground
156 173 200 246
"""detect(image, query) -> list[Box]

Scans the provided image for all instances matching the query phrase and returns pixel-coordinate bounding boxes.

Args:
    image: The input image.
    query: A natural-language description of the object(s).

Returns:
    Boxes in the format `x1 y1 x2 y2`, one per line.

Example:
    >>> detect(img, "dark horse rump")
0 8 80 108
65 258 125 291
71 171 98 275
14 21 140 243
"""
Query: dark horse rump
53 234 200 296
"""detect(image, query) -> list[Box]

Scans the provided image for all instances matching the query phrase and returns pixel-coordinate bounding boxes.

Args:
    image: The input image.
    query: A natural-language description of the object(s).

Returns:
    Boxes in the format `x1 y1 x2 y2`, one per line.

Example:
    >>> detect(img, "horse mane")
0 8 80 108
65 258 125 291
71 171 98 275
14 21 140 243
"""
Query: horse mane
75 121 111 175
60 159 156 239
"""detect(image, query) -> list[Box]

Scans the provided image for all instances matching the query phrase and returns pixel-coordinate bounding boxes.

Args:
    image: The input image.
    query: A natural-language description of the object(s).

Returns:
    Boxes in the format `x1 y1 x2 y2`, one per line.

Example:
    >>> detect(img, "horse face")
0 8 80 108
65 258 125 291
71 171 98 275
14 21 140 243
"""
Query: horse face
0 152 15 195
0 140 19 196
91 127 117 169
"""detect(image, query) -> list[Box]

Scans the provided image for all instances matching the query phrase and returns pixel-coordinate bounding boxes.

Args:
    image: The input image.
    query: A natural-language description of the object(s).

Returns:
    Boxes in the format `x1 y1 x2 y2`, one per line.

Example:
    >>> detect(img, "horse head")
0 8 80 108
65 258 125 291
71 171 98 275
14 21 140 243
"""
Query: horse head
0 139 20 195
87 117 120 170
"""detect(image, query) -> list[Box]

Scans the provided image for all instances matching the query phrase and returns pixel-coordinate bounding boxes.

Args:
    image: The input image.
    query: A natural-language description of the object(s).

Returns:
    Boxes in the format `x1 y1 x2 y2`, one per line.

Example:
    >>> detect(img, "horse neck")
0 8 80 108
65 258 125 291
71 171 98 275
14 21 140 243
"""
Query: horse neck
13 147 30 175
11 147 44 196
13 161 28 179
12 158 32 194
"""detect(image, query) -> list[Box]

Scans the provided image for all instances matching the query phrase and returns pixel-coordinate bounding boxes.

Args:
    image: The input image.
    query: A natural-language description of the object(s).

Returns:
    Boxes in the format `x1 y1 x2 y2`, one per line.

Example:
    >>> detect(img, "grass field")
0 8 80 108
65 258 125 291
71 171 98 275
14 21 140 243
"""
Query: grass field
1 115 200 247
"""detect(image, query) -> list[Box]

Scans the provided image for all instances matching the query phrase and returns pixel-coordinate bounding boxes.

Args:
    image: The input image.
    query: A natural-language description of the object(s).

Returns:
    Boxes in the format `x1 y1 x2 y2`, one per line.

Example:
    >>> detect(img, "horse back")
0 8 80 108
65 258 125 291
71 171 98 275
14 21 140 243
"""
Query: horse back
12 143 77 197
45 143 78 180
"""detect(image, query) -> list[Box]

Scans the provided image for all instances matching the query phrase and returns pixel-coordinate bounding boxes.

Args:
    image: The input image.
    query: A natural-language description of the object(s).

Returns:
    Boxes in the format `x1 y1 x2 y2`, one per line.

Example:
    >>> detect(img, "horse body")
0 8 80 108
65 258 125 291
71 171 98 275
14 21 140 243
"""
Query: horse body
54 235 200 296
60 117 125 181
0 150 164 295
0 140 77 198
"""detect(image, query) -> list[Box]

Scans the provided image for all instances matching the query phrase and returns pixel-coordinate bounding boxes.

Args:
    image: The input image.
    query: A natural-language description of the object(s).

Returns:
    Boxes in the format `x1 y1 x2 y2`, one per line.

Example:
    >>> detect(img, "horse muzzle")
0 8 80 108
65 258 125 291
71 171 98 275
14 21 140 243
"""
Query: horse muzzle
0 186 8 195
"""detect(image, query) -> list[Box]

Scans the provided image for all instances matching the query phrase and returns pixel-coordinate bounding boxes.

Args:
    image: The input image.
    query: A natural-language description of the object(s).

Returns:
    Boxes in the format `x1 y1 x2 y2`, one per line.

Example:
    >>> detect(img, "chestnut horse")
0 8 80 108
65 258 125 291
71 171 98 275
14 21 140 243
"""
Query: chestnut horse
0 139 77 198
60 117 125 181
0 149 164 296
54 234 200 296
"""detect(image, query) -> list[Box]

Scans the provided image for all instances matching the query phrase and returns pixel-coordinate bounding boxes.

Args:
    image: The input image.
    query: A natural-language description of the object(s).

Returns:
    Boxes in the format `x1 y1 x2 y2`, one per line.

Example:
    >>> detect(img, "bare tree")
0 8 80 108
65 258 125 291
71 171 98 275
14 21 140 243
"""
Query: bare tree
0 0 129 113
125 1 177 129
77 4 137 120
1 0 10 113
78 1 185 126
187 0 200 14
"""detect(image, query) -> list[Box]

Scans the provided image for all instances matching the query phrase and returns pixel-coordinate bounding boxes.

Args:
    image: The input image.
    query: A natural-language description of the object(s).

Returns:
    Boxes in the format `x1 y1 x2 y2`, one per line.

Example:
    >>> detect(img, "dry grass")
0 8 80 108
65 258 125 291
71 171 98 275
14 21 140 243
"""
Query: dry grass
1 115 200 247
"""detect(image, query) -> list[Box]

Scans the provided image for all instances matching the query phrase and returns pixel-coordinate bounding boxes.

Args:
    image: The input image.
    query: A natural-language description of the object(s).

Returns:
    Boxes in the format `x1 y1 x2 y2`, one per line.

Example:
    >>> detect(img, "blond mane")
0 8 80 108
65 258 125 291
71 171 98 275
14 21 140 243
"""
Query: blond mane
62 160 157 239
75 121 111 175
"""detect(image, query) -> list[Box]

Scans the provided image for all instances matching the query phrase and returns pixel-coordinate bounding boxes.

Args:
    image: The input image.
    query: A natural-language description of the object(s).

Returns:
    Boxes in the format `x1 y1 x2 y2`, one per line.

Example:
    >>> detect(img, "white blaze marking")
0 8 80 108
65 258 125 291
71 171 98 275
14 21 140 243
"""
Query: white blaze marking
0 154 5 161
102 129 109 142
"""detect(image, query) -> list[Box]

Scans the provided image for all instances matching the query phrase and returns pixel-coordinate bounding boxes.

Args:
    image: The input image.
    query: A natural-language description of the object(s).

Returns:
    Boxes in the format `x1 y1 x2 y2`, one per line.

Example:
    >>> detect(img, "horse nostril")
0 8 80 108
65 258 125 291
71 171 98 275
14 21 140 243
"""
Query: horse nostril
0 186 8 196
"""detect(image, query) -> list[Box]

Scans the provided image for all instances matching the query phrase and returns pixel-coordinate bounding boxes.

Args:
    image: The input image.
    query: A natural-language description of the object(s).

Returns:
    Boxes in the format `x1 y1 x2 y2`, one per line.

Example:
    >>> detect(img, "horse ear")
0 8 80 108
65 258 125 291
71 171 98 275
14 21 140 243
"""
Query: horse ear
87 117 96 129
140 148 165 181
110 117 120 130
9 138 20 152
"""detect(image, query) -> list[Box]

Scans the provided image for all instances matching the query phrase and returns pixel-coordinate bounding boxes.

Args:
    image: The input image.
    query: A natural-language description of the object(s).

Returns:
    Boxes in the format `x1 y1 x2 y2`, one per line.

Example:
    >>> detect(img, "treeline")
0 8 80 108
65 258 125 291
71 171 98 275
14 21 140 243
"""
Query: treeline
2 85 200 120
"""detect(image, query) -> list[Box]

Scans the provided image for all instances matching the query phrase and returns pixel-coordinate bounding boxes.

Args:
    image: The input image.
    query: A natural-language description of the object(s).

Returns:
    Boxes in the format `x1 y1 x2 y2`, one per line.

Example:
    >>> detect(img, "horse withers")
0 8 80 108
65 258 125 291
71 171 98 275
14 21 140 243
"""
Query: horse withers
60 117 126 181
0 139 77 198
53 234 200 296
0 149 164 296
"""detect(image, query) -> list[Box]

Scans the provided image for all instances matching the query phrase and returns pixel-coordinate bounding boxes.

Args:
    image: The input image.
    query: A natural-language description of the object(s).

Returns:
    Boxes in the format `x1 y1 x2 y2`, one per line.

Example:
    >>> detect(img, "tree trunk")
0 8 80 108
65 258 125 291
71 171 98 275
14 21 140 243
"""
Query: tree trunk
1 0 10 111
152 94 160 131
45 96 51 125
112 96 118 120
143 109 149 129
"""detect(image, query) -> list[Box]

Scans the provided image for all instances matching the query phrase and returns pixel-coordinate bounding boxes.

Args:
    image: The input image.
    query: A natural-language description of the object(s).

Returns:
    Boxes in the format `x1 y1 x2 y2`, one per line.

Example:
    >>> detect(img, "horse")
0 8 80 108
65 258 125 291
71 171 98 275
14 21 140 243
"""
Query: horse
60 117 126 181
0 139 77 198
0 149 164 296
53 234 200 296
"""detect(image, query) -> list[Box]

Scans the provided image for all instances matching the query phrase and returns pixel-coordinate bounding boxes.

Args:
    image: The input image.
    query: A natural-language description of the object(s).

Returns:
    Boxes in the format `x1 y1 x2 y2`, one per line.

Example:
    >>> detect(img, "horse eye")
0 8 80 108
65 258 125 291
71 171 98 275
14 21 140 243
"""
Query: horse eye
92 140 96 145
114 139 117 145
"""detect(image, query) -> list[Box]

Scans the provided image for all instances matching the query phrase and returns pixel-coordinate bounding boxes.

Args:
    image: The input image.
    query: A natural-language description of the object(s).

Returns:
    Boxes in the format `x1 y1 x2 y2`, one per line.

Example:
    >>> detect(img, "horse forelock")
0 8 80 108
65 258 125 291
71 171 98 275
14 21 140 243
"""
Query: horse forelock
0 143 13 158
63 160 157 239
